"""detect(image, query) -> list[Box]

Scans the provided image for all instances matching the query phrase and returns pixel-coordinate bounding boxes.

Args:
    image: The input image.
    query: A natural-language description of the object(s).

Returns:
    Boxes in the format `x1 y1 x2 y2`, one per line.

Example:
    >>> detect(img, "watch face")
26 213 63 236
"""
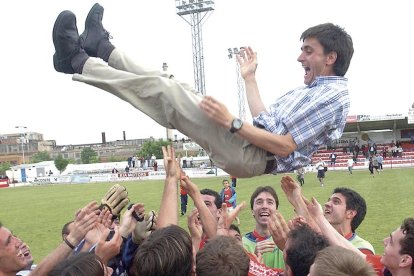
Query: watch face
233 119 243 129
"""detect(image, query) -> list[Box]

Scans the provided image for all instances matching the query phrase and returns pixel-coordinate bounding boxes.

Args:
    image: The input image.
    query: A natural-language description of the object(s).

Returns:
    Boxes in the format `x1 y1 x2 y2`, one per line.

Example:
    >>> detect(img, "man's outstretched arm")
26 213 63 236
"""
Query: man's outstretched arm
237 46 266 117
200 96 296 157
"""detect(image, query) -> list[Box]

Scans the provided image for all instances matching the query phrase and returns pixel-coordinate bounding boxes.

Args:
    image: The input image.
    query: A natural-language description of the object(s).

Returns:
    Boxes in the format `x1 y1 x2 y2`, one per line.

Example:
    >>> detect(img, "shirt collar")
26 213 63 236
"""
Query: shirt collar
308 76 348 88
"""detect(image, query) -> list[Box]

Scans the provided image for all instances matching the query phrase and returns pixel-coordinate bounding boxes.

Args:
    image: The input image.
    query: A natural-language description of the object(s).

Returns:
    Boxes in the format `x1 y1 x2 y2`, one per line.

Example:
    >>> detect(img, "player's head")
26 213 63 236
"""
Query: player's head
61 220 74 240
250 186 279 226
0 222 34 275
228 224 242 244
250 186 279 209
222 179 230 189
327 187 367 232
309 246 376 276
381 218 414 275
284 224 329 276
196 235 249 276
132 225 193 276
300 23 353 77
49 252 111 276
200 188 222 219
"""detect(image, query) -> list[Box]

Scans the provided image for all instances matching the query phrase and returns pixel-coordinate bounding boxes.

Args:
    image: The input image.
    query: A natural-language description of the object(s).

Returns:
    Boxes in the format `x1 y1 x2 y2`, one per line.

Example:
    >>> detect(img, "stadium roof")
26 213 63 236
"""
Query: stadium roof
344 114 413 133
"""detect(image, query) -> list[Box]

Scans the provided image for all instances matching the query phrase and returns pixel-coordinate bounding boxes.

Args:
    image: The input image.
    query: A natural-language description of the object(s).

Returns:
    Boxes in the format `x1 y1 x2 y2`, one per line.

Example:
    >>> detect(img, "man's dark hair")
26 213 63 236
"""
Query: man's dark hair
250 186 279 209
196 236 249 276
49 252 106 276
200 188 222 209
333 187 366 232
301 23 354 76
285 224 329 276
132 225 193 276
229 224 241 235
61 220 73 239
400 218 414 274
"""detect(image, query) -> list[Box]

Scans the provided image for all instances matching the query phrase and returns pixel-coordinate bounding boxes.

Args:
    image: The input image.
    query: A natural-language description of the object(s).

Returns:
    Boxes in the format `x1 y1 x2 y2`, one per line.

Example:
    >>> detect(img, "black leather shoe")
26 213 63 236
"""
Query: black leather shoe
52 10 83 74
80 3 112 58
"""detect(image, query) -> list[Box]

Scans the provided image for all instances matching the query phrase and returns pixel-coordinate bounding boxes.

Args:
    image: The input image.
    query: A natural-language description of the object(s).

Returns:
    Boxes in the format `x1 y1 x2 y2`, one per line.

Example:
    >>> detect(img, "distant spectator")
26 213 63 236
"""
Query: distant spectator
382 146 387 158
372 155 380 174
347 158 354 175
329 151 337 166
397 146 403 158
296 167 305 186
153 160 158 171
125 166 130 173
368 157 374 177
376 154 383 171
315 159 327 187
180 184 188 216
230 175 237 188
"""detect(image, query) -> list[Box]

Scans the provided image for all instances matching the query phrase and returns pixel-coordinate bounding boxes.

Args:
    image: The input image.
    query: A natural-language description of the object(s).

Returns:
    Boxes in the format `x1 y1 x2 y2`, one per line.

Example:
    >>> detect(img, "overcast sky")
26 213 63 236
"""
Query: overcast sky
1 1 412 145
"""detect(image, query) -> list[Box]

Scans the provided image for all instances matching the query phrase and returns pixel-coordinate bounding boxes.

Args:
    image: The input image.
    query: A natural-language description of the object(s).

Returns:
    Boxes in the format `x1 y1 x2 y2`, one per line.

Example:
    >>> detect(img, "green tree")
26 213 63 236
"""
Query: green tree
54 155 69 173
137 139 171 159
81 147 98 164
30 151 52 163
0 162 11 175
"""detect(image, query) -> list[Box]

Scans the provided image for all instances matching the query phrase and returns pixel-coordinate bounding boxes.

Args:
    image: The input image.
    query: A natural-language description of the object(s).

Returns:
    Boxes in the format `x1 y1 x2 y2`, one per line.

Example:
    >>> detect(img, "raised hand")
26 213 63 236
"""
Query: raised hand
199 96 234 129
95 226 122 264
162 145 180 181
187 208 203 247
267 211 289 250
119 203 145 238
280 175 302 205
237 46 258 80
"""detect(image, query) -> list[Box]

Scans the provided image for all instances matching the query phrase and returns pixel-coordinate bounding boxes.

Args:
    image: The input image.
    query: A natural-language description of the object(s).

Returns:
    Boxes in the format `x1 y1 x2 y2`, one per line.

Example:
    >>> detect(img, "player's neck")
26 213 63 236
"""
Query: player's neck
254 224 270 237
333 223 352 237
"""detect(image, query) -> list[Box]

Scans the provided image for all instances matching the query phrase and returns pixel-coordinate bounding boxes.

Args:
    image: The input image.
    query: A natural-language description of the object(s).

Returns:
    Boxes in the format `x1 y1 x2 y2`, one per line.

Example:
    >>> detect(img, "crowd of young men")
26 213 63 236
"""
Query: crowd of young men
2 146 413 276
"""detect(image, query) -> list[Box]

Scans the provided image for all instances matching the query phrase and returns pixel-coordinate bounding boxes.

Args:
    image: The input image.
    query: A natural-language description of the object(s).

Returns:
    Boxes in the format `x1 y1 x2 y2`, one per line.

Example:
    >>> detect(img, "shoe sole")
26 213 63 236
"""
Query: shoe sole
53 10 77 73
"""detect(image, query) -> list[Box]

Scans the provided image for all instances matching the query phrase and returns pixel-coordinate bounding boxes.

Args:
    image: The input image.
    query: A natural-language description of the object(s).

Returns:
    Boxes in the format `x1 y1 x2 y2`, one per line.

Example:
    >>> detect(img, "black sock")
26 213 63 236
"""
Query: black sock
71 50 89 74
97 39 115 62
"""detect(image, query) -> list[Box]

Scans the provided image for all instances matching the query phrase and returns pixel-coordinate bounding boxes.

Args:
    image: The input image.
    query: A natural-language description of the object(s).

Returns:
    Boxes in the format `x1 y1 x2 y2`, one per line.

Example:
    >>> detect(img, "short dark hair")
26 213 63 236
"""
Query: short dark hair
286 224 329 276
200 188 222 209
229 224 241 235
222 179 229 184
333 187 366 232
132 225 193 276
196 236 249 276
400 218 414 274
250 186 279 209
61 220 73 239
301 23 354 76
48 252 105 276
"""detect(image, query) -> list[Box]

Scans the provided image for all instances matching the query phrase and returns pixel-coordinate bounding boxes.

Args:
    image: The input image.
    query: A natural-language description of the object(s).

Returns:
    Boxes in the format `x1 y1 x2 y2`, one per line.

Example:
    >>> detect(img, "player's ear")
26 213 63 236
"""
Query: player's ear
346 209 357 220
326 51 337 65
400 254 412 269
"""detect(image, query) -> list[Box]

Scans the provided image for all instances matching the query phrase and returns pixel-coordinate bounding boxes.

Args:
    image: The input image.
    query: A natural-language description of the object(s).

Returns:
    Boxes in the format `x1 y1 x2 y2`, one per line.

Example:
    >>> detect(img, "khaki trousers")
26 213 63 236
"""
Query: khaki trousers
73 49 268 177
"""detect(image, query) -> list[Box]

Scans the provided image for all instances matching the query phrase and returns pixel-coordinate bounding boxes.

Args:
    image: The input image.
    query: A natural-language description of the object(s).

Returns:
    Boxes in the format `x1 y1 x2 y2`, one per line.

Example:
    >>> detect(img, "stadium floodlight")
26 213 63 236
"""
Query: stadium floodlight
227 47 246 120
176 0 214 95
15 126 27 164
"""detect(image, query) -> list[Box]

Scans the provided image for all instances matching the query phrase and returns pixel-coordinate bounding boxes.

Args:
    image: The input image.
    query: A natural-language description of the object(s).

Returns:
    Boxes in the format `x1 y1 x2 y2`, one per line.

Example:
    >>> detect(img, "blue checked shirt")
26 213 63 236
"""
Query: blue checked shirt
253 76 350 173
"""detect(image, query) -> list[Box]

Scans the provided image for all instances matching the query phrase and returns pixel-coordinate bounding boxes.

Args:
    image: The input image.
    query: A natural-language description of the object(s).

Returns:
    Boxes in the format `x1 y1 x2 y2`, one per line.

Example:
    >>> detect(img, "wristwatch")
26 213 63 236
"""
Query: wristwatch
230 118 243 133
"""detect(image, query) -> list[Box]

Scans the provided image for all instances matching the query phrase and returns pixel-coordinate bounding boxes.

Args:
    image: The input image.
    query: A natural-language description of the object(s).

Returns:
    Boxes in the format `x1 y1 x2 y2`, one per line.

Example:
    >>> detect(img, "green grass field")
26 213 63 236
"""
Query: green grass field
0 167 413 263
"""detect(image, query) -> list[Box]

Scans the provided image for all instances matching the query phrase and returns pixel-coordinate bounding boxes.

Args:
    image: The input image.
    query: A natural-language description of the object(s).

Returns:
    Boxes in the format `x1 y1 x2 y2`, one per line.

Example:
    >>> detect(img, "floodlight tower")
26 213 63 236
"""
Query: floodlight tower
176 0 215 95
228 47 247 120
163 62 174 141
